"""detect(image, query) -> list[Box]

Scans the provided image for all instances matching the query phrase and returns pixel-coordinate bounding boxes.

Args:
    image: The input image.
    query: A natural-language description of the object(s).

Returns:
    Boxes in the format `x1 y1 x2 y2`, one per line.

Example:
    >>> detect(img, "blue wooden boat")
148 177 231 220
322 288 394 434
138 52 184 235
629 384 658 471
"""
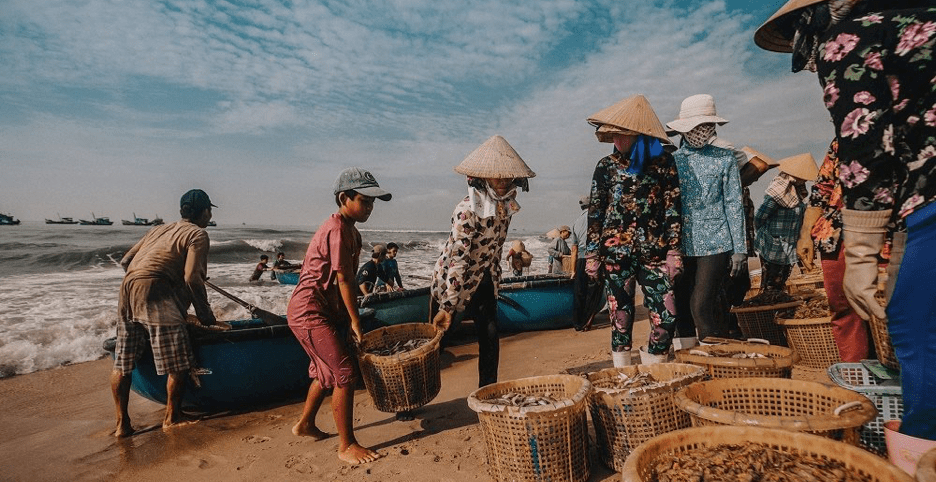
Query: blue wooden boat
0 213 20 225
360 274 574 333
274 269 300 285
103 318 311 411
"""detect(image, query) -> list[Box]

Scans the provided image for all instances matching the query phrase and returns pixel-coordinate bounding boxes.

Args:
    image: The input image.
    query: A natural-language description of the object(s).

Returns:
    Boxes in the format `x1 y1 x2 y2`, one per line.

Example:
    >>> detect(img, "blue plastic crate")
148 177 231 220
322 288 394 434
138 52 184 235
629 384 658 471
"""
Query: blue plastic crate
828 362 903 454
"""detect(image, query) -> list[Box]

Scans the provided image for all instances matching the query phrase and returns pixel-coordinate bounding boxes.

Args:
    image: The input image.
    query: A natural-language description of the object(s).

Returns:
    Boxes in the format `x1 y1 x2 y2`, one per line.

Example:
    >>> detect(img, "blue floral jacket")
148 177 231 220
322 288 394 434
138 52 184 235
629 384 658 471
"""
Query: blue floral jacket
672 144 747 257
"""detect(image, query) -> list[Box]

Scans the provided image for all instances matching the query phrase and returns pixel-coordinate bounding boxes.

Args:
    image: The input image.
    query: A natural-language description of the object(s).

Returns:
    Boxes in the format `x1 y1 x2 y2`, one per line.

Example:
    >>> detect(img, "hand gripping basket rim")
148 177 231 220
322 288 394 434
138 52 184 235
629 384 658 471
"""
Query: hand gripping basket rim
674 343 800 369
621 425 915 482
673 377 877 434
358 322 444 363
466 373 591 416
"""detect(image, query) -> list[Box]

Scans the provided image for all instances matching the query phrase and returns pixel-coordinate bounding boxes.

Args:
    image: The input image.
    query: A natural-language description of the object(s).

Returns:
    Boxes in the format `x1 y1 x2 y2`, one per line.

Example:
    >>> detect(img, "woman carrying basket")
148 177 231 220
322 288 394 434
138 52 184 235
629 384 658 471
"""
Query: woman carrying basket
584 94 683 367
756 0 936 439
430 135 536 388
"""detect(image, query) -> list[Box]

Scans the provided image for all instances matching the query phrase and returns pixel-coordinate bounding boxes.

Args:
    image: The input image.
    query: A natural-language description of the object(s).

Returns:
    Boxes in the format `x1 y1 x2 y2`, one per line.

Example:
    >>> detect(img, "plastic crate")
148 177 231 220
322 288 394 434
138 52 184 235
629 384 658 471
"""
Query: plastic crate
828 362 903 454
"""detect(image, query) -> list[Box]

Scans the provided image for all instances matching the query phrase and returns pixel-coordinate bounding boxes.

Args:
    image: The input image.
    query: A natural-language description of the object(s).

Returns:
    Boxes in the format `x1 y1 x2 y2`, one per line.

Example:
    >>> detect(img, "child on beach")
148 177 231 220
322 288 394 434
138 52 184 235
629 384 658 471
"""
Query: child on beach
286 167 391 465
249 255 270 282
381 242 405 290
430 135 535 388
356 244 388 295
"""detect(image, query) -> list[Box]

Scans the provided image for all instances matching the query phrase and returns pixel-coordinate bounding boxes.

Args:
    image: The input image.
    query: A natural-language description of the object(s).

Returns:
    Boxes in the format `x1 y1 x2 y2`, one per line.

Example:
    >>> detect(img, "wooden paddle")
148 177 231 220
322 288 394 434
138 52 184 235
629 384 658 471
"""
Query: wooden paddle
205 281 287 326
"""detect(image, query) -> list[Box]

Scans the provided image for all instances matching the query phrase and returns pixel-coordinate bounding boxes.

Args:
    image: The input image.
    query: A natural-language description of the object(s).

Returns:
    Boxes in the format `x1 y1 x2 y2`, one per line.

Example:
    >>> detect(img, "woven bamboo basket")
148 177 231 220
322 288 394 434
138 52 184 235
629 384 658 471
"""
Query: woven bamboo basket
621 425 915 482
775 315 842 369
673 377 877 445
466 374 590 482
785 273 824 295
730 300 801 346
585 364 705 472
674 342 799 379
918 447 936 482
869 313 900 370
357 323 443 413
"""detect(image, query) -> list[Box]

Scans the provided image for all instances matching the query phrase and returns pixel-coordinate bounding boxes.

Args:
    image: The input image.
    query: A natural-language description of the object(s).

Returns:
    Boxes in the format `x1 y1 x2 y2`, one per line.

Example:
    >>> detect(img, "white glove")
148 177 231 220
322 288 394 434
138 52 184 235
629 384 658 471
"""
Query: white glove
730 253 747 278
841 209 890 321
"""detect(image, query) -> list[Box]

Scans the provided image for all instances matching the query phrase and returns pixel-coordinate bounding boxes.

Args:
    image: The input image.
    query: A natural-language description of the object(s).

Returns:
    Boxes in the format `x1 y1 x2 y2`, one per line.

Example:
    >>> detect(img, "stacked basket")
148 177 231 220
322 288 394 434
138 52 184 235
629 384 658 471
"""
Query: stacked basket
775 314 842 369
673 377 877 445
675 342 799 379
730 300 801 346
357 323 444 412
585 364 705 472
467 374 591 482
620 426 915 482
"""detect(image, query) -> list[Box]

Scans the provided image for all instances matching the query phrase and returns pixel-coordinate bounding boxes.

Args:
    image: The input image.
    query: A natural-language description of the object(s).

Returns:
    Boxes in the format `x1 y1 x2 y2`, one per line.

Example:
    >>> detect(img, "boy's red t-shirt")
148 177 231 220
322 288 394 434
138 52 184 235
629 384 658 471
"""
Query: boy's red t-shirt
286 213 361 328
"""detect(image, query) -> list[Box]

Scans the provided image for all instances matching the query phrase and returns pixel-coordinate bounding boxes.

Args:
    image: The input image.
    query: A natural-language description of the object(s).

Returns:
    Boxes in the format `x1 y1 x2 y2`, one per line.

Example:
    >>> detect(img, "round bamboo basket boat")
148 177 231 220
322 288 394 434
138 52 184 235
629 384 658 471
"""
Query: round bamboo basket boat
357 322 443 412
621 425 915 482
673 377 877 445
585 363 705 472
467 374 591 482
674 342 799 378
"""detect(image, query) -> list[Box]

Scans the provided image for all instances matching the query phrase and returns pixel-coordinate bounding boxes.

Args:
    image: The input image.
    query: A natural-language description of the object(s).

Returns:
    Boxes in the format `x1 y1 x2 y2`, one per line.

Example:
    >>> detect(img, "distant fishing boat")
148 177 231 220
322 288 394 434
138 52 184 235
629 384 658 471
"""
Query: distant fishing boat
78 213 113 225
121 213 163 226
45 214 79 224
0 213 21 225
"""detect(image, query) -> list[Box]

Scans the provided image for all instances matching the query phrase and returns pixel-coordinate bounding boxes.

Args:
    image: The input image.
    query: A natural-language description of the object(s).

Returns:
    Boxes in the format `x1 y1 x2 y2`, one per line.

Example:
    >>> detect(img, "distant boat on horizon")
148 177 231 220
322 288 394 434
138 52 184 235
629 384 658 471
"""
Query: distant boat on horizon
46 214 79 225
79 213 113 226
121 213 164 226
0 213 21 225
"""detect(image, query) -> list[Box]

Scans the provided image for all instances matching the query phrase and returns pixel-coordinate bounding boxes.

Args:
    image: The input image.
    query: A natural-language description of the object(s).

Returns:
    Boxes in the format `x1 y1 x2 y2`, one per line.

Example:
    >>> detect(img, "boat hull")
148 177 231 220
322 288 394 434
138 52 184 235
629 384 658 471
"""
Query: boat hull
103 319 311 410
275 270 300 285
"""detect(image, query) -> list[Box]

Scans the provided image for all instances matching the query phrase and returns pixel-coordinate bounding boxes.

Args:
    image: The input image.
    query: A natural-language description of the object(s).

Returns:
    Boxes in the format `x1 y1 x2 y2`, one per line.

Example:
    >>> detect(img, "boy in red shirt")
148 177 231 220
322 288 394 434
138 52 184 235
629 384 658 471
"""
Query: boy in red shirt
286 167 391 465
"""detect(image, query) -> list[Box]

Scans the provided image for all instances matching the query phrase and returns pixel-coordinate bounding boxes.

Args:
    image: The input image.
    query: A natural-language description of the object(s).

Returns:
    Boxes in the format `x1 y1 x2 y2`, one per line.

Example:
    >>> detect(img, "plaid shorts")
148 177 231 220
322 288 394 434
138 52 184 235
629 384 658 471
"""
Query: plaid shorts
113 319 195 375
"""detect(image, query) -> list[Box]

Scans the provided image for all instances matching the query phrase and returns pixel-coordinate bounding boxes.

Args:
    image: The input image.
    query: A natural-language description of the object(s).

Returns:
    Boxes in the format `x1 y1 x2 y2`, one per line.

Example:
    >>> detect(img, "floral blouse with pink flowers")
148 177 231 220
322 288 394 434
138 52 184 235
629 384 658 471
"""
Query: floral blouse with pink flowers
815 7 936 220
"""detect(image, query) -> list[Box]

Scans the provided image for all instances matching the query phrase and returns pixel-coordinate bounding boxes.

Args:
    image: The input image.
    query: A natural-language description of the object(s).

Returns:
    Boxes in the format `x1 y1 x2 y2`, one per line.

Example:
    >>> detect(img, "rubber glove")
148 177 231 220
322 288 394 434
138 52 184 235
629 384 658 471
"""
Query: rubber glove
885 231 906 301
432 309 453 331
585 253 601 281
797 206 822 273
664 250 683 283
841 209 890 321
730 253 747 278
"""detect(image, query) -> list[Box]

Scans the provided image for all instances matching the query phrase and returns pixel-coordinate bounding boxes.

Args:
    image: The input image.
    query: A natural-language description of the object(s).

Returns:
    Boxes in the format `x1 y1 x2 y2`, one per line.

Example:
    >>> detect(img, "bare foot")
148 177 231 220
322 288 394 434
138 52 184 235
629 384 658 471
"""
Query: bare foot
292 422 332 440
162 415 199 432
338 443 383 465
114 421 135 438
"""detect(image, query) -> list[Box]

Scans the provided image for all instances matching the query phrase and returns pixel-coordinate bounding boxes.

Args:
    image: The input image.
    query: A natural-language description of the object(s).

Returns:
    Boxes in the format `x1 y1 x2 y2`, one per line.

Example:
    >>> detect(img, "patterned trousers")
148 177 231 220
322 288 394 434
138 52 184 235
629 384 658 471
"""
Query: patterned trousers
603 254 677 355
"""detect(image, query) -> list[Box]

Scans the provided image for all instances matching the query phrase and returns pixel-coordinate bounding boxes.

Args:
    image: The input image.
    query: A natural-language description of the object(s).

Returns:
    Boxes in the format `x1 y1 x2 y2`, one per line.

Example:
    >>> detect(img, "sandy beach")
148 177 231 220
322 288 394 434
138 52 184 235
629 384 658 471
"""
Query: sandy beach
0 304 828 482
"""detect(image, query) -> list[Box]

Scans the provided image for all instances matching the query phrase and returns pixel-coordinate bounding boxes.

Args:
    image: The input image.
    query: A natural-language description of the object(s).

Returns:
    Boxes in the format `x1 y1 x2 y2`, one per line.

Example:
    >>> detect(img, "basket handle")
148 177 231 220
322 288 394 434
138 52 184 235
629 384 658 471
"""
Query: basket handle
833 401 863 416
746 338 770 345
688 349 710 357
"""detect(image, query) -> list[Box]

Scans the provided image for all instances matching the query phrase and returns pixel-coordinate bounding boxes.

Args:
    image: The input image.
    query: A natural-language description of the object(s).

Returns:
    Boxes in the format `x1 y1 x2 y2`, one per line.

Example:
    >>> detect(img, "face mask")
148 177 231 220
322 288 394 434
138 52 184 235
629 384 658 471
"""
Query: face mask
682 124 716 148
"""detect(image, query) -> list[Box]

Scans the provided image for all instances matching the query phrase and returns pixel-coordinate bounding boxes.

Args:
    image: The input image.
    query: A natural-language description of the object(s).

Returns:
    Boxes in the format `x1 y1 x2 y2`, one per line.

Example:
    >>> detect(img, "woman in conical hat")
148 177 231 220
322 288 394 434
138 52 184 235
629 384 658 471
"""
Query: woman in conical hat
430 135 535 388
584 94 683 367
753 152 818 291
755 0 936 439
667 94 748 346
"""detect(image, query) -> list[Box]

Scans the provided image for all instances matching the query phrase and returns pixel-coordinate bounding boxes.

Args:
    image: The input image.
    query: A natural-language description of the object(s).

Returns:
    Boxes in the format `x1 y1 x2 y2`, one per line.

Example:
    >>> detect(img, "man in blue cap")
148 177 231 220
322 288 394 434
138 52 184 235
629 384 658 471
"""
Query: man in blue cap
111 188 224 437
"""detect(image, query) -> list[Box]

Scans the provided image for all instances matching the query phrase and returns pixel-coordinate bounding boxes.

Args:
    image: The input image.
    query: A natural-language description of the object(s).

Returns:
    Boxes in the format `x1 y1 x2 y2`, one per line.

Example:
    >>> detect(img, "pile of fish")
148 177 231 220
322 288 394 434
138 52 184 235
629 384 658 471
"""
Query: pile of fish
779 296 831 319
596 370 669 394
485 391 561 408
366 338 430 356
652 442 873 482
690 348 768 359
740 290 797 308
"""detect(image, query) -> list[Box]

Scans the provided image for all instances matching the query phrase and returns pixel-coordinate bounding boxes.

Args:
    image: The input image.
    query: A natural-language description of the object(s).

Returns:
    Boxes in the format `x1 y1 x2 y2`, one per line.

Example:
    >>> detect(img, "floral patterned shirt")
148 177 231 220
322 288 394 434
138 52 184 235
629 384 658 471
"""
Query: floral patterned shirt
585 151 681 263
809 139 845 254
672 144 747 257
816 7 936 220
431 196 511 314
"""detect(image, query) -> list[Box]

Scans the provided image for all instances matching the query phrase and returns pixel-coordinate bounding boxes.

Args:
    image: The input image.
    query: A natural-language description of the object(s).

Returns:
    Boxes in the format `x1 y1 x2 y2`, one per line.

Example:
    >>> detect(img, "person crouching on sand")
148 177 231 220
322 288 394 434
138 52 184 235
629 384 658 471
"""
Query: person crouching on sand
430 135 536 388
111 189 225 437
286 167 391 465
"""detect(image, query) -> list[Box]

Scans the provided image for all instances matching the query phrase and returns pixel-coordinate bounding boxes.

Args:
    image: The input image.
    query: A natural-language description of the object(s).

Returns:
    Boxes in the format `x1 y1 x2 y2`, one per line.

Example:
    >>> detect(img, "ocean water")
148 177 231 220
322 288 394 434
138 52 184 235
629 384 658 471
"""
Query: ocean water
0 222 555 377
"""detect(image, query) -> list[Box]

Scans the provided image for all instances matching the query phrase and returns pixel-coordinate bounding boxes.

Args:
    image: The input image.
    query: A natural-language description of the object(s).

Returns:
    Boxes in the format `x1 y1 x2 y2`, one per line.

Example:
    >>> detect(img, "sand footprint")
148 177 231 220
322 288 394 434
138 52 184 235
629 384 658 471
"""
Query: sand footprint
243 435 271 444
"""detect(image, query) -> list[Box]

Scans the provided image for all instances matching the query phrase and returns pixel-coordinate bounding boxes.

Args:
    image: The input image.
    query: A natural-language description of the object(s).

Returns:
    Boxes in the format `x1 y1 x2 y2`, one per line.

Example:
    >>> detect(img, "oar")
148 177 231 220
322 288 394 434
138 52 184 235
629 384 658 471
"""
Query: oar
205 281 287 326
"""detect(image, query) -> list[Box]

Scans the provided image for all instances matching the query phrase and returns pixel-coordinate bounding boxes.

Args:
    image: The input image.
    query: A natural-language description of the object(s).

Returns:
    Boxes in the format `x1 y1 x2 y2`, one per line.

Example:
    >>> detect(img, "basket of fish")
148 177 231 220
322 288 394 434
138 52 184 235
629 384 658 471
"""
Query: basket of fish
585 364 705 472
466 374 591 482
775 297 842 370
674 341 800 379
731 291 803 346
357 322 443 412
673 377 877 445
621 425 914 482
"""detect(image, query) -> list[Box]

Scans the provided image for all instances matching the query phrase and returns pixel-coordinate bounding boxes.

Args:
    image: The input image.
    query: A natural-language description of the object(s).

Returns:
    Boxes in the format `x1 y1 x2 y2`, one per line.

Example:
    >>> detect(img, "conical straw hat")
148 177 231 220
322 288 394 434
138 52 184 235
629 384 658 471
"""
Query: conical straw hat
778 152 819 181
754 0 826 53
741 146 780 173
454 135 536 179
587 94 671 144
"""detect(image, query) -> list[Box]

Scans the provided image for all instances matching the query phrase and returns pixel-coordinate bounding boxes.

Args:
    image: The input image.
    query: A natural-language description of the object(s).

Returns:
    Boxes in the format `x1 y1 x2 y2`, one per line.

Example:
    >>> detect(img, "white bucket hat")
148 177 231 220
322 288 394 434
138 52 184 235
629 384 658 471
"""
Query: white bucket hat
454 135 536 179
666 94 729 134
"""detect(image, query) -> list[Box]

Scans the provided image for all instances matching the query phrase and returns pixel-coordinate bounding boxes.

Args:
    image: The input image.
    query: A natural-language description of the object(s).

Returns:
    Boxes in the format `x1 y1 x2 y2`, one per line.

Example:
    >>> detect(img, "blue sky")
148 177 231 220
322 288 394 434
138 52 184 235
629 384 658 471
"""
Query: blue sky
0 0 834 231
